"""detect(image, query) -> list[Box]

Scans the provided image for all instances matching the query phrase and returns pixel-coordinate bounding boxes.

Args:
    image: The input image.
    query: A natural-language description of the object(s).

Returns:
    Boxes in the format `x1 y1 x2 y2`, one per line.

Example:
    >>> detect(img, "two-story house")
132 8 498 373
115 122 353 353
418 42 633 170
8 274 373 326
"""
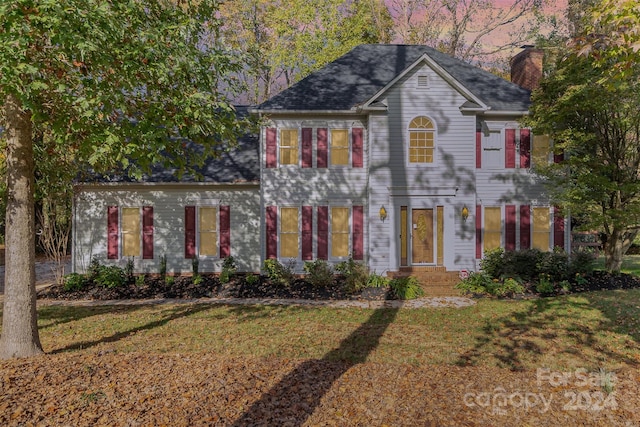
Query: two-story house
72 44 566 281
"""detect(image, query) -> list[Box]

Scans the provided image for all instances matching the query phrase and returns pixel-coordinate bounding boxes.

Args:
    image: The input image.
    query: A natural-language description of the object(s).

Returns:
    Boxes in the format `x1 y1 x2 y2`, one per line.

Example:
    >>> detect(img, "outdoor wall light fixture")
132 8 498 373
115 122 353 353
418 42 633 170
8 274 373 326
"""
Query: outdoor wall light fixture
461 205 469 222
379 205 388 222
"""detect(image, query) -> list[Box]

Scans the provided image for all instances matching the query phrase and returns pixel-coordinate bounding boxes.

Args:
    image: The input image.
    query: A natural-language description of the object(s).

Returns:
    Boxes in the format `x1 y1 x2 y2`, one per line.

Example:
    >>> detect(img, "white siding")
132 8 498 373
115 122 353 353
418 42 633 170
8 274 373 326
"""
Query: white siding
73 184 260 274
368 63 477 272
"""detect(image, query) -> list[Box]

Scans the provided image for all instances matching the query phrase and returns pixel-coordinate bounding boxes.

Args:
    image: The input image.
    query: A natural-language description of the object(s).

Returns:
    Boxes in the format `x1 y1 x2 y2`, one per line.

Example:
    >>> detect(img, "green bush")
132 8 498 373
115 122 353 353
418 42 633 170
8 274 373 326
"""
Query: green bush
193 274 203 285
501 249 543 282
165 276 175 286
455 272 493 295
335 257 368 293
480 248 504 279
94 265 126 288
263 258 295 287
367 273 390 288
389 276 424 300
135 274 146 287
159 254 167 279
63 273 87 292
303 259 334 288
220 256 238 284
88 256 101 280
535 274 555 295
569 251 597 277
487 277 524 297
245 273 259 286
124 257 135 283
537 251 570 282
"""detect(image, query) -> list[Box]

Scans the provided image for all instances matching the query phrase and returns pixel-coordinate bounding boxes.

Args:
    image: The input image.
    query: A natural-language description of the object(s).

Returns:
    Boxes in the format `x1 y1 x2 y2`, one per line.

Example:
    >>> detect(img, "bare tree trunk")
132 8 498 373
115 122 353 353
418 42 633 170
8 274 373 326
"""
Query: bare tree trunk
0 93 43 359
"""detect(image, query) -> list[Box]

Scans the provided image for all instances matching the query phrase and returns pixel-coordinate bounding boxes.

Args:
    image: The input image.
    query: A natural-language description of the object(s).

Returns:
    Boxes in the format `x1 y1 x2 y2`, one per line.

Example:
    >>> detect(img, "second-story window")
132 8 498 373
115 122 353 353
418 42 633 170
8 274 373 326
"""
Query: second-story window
330 129 349 165
279 129 299 165
408 116 435 164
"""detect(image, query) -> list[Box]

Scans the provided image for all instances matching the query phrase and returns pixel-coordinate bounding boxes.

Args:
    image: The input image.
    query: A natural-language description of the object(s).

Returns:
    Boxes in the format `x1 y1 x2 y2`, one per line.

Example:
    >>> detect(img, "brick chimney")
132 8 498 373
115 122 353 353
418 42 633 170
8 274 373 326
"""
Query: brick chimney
510 45 544 91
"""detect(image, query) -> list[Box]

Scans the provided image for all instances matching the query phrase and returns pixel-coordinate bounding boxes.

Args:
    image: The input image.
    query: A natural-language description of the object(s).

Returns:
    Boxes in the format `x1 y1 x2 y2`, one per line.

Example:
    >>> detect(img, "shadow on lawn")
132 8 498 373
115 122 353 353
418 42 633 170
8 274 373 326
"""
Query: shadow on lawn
49 304 213 354
231 305 401 427
457 294 640 370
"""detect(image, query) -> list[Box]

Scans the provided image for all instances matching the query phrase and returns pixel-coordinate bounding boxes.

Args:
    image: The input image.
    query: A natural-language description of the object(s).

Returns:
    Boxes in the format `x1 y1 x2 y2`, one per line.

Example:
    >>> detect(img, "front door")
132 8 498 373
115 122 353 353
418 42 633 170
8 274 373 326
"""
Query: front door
411 209 433 264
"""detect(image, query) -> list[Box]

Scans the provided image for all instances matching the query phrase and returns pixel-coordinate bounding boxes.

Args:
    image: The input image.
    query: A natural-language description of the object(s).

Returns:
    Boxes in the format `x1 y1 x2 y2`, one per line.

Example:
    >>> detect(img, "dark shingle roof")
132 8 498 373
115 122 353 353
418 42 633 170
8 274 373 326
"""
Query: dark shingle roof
256 44 530 112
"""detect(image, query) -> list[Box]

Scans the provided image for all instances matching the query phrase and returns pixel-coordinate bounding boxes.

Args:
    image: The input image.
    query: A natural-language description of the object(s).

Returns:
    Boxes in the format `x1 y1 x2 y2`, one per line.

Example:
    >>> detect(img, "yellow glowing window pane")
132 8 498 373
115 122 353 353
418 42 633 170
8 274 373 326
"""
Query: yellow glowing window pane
533 207 550 251
409 117 434 129
280 207 299 258
532 135 550 166
484 207 501 252
409 130 434 163
331 207 349 257
331 129 349 165
122 208 141 257
279 129 298 165
400 207 408 264
437 206 444 265
199 208 217 256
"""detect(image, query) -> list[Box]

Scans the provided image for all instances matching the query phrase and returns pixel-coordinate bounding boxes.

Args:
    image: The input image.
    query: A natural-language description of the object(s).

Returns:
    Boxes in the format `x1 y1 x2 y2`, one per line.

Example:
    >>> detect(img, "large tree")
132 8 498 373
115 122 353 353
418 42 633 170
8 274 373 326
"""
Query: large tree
527 0 640 272
0 0 249 358
219 0 393 104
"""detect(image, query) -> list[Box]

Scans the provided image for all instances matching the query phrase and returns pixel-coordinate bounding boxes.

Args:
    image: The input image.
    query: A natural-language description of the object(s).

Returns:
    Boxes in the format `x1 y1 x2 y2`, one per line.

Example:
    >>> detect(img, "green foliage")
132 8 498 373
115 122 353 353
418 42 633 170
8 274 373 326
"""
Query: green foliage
366 273 390 288
480 248 505 279
193 275 203 286
263 259 295 287
455 272 494 295
220 256 238 284
389 276 424 300
191 257 199 276
501 249 544 282
94 266 126 289
536 274 555 296
335 257 369 293
63 273 87 292
487 278 524 298
303 259 334 288
159 254 167 279
124 257 135 283
135 275 146 287
165 276 175 286
245 273 259 286
88 256 102 280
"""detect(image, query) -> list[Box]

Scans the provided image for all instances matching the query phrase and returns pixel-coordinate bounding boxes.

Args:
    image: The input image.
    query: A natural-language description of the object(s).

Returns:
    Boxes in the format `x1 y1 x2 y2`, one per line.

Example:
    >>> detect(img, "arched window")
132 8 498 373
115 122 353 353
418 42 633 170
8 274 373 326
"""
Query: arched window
408 116 435 164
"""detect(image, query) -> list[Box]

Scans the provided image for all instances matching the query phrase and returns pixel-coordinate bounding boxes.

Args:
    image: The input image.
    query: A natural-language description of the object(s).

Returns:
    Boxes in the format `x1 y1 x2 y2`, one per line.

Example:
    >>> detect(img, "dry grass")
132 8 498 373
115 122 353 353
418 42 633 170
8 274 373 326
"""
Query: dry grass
23 289 640 371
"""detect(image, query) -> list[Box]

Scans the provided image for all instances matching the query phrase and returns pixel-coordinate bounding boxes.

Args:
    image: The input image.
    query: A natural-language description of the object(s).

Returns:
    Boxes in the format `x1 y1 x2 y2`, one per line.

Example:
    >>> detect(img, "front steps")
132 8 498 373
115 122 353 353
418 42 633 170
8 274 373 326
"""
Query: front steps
388 266 462 296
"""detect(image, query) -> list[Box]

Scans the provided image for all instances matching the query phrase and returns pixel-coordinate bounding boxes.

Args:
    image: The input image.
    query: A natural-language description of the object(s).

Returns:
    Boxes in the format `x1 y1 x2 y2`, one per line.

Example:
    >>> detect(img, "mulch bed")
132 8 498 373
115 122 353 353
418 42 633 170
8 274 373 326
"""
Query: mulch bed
37 274 391 301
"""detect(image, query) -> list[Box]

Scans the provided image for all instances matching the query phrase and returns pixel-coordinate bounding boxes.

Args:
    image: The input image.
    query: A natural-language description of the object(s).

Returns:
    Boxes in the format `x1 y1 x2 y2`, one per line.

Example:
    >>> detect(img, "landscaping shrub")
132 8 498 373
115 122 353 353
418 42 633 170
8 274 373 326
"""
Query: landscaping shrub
135 275 146 287
335 257 368 293
366 272 390 288
220 256 238 284
501 249 543 282
535 274 555 295
88 256 101 280
486 277 524 297
455 272 493 295
245 273 259 285
537 250 570 282
263 258 295 287
94 265 126 288
63 273 87 292
124 257 135 283
303 259 334 288
568 250 597 277
480 248 504 279
389 276 424 300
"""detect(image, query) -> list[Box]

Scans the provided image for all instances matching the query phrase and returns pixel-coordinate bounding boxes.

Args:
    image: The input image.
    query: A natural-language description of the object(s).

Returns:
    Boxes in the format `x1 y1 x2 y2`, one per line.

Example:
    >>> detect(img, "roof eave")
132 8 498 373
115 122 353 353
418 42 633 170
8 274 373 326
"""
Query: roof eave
482 110 530 116
249 108 361 115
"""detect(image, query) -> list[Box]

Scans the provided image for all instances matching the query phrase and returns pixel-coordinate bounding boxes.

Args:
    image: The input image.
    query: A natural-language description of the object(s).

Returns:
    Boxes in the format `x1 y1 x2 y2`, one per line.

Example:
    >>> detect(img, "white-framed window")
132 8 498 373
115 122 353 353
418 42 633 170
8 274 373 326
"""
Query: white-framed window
408 116 436 164
280 207 299 258
330 206 350 258
198 206 219 257
279 129 299 165
330 129 349 166
121 207 142 257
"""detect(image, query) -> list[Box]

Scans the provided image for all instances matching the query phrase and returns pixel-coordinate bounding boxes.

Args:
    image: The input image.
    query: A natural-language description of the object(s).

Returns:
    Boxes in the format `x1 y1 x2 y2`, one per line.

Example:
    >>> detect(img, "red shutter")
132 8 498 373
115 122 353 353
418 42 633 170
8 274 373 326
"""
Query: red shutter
505 205 516 251
220 205 231 258
554 207 565 249
505 129 516 168
185 206 196 258
142 206 154 259
301 206 313 260
520 129 531 168
476 130 482 169
352 128 363 168
301 128 312 168
317 128 328 168
475 205 482 259
266 128 277 168
317 206 328 260
107 206 119 260
520 205 531 250
266 206 278 259
352 206 364 260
